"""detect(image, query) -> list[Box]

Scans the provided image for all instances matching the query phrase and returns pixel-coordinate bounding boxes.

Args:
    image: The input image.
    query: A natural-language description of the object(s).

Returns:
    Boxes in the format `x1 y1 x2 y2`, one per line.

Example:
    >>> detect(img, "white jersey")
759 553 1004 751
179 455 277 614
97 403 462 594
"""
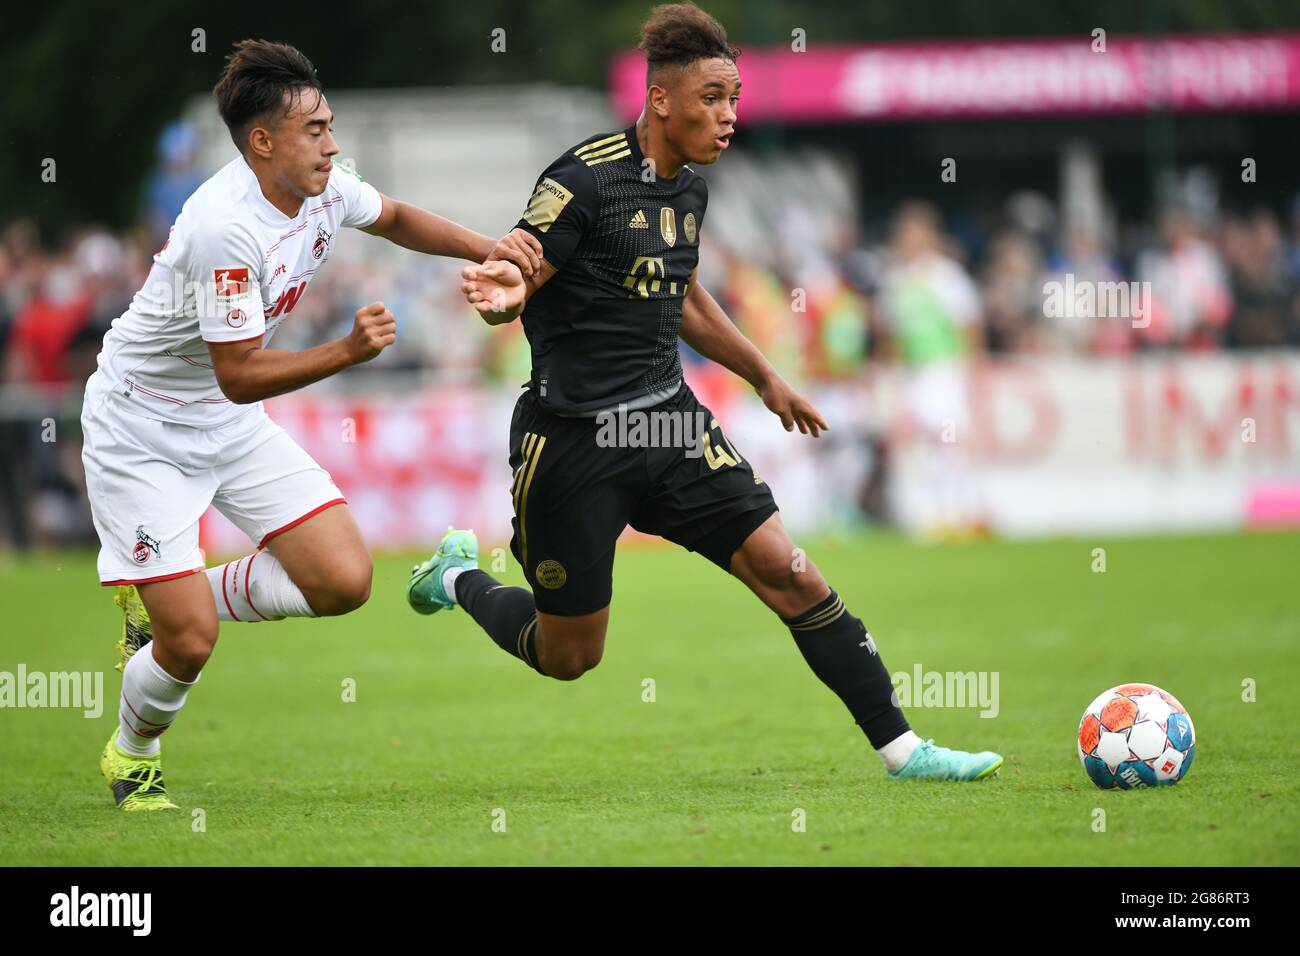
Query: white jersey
90 155 382 426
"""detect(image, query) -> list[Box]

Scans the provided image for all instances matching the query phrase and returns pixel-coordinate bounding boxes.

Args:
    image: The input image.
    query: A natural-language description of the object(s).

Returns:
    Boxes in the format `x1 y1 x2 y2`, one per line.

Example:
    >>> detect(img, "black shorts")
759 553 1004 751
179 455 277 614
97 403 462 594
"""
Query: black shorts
507 383 779 616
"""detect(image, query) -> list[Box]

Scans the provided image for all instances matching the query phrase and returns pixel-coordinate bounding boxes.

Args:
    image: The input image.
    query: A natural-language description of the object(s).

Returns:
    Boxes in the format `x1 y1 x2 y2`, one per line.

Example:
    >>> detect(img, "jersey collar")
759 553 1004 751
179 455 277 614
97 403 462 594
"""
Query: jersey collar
624 123 684 191
235 156 300 226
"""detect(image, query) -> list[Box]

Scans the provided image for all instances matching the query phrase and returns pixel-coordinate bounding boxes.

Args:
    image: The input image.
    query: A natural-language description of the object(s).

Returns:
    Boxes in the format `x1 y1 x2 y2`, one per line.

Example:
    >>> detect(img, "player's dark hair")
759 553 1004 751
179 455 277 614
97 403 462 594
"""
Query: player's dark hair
638 3 739 85
214 39 323 152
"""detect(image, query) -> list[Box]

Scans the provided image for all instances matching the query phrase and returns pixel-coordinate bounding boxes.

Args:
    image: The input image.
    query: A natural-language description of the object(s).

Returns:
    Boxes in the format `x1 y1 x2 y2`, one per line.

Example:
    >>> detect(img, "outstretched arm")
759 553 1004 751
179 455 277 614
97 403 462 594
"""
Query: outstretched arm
363 194 543 276
681 272 828 437
207 302 396 405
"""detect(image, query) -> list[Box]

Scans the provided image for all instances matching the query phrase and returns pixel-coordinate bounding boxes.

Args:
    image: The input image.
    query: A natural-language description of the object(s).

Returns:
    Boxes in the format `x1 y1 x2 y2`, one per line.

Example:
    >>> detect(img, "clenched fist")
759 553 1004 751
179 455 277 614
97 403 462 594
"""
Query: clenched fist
346 302 397 363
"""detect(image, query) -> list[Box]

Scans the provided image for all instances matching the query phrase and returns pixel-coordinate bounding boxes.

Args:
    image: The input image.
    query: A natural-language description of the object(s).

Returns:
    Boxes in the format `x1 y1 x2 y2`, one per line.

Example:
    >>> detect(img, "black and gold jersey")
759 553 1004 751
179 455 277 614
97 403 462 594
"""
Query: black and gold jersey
514 124 708 417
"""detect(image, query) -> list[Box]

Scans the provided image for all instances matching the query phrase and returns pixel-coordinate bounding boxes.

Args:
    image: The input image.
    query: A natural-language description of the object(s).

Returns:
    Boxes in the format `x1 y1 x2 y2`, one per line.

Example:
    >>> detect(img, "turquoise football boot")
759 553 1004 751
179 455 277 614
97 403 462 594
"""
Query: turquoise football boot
407 528 479 614
888 739 1004 782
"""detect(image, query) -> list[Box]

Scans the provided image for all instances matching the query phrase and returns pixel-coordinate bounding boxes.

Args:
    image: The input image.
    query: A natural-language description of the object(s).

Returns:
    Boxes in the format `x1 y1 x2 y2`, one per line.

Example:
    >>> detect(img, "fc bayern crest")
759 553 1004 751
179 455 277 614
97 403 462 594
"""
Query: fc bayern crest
312 224 333 259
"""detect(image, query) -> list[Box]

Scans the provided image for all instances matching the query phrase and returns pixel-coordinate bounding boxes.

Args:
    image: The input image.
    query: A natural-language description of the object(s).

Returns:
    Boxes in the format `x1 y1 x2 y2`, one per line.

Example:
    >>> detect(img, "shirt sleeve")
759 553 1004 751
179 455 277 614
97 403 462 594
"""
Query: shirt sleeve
331 163 383 229
192 220 267 344
514 151 600 271
691 176 709 240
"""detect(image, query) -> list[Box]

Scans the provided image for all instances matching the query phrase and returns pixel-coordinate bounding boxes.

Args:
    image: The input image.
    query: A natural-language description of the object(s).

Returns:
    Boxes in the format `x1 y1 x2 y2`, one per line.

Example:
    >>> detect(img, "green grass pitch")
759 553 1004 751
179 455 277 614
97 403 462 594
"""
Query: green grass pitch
1 531 1297 865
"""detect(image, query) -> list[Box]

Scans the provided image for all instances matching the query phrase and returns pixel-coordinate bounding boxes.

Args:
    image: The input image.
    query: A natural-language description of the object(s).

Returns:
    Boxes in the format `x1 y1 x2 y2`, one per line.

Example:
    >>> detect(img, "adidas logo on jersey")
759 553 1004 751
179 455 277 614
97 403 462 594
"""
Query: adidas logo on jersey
629 209 649 229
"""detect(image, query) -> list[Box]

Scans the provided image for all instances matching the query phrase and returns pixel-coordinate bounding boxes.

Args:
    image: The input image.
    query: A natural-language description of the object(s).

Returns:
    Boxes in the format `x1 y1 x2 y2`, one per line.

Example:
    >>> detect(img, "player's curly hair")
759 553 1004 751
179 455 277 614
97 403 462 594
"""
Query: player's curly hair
638 3 739 84
214 39 323 152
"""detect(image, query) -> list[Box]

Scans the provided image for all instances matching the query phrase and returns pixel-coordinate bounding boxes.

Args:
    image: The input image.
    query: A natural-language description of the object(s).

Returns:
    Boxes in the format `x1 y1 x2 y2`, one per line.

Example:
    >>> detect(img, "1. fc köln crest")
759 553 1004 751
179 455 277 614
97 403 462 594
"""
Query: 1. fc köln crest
133 526 161 565
312 224 333 259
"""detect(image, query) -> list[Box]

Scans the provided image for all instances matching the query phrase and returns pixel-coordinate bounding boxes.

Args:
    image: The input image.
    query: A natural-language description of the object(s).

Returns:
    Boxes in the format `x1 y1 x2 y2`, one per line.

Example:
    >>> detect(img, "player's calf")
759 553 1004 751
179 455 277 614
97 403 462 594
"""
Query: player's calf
730 513 1002 781
103 574 211 810
408 529 607 679
730 515 916 759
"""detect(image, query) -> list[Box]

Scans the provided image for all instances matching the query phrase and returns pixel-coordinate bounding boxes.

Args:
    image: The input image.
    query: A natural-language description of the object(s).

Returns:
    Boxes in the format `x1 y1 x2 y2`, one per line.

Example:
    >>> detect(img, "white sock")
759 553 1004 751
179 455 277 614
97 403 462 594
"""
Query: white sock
877 730 924 772
207 550 315 622
442 566 465 605
117 643 200 757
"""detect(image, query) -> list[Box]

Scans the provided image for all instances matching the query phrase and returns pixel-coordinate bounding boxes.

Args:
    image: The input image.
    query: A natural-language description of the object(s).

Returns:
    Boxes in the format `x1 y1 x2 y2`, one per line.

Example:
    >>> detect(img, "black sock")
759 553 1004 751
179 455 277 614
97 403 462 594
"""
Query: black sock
782 590 910 749
453 570 545 674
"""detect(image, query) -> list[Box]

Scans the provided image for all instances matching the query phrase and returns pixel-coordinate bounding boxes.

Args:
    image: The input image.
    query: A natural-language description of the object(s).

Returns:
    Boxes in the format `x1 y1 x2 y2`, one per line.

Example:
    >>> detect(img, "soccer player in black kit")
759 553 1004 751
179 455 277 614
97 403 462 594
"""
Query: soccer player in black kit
409 2 1003 782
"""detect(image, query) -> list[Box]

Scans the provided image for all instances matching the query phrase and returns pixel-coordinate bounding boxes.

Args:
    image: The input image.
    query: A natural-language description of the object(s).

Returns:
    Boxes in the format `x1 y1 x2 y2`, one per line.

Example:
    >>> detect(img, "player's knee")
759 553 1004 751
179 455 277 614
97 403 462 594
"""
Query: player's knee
311 557 373 616
759 558 828 618
752 547 823 594
789 564 828 603
545 646 604 681
159 622 218 675
172 641 213 674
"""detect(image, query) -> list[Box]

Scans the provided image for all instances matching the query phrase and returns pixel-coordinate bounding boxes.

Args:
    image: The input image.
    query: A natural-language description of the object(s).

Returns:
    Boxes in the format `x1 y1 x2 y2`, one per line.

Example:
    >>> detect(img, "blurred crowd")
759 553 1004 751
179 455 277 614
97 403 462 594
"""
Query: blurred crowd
3 141 1300 552
6 189 1298 393
695 191 1300 385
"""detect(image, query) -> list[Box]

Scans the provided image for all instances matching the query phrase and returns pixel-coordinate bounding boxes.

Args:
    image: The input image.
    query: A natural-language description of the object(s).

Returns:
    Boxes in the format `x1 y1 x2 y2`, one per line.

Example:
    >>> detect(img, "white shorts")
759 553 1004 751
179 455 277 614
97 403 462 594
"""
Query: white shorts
81 374 346 586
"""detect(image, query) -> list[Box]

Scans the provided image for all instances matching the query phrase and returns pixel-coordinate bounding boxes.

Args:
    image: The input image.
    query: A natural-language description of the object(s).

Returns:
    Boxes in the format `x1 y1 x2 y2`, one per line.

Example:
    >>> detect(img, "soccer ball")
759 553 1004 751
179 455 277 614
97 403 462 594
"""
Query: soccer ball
1077 683 1196 789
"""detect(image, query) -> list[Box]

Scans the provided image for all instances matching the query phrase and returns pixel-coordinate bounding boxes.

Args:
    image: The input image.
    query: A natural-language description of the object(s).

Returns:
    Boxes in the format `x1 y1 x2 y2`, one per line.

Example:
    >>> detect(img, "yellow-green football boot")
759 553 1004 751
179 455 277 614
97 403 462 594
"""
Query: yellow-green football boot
99 728 178 811
113 585 152 672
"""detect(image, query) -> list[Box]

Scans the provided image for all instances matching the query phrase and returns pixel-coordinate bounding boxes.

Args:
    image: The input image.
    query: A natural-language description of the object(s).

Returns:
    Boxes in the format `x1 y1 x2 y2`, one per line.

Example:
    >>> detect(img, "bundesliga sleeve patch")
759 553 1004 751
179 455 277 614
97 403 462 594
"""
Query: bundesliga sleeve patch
522 177 573 233
213 267 251 299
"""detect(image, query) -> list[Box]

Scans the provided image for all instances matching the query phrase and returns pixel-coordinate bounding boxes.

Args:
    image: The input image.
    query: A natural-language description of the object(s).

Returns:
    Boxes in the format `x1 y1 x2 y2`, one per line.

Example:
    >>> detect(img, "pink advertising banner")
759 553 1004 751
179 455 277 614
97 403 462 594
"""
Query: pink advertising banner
610 33 1300 122
198 356 1300 554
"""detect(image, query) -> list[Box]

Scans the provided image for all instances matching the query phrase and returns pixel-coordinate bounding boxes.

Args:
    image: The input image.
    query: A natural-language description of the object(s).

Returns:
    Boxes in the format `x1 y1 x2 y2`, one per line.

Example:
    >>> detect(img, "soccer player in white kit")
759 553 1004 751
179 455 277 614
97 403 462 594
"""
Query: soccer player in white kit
85 40 540 810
